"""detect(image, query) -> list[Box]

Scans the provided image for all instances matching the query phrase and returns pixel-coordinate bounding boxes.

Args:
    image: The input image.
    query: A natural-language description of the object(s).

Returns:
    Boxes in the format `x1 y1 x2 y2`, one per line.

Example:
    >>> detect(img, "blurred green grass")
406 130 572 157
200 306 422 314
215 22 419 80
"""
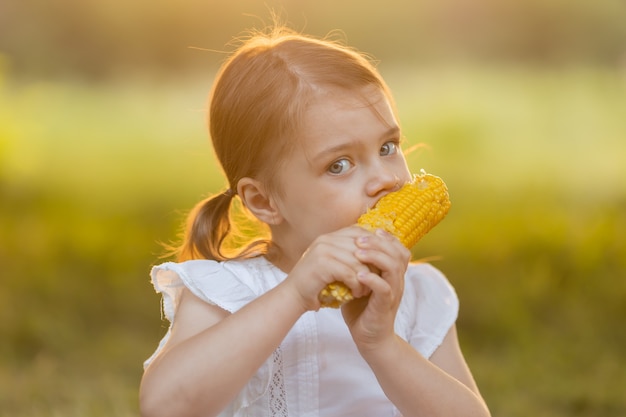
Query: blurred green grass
1 66 625 416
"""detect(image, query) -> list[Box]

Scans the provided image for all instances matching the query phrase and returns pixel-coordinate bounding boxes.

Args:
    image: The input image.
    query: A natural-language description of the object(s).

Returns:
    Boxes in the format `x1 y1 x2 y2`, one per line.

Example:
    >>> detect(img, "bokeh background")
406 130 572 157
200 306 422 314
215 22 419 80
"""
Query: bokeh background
1 0 625 416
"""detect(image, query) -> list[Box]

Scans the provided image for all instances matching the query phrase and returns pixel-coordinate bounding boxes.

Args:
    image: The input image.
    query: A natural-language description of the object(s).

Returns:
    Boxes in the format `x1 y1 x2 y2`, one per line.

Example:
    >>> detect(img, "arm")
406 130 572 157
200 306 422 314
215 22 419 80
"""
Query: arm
343 230 490 417
139 226 374 417
359 326 490 417
139 282 307 417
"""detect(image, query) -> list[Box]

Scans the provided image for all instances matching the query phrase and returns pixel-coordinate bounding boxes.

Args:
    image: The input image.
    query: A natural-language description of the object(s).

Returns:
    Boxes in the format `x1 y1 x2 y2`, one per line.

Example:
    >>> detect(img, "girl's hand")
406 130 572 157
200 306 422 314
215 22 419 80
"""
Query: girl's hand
341 229 411 352
283 226 375 312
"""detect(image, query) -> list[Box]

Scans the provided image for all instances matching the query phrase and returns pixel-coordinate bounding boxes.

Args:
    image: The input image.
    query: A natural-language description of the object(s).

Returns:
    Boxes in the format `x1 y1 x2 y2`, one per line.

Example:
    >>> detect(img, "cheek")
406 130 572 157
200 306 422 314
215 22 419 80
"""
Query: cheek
281 180 364 230
323 197 365 229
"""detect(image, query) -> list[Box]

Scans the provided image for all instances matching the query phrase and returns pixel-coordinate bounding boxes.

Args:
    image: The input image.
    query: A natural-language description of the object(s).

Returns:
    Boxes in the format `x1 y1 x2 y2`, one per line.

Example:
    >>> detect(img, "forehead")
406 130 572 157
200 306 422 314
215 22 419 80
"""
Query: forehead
297 86 398 152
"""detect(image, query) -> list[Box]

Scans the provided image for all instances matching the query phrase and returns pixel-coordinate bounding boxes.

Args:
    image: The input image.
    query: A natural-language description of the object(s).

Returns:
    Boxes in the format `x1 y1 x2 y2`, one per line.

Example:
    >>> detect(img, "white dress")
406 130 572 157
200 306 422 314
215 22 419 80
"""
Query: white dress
144 256 459 417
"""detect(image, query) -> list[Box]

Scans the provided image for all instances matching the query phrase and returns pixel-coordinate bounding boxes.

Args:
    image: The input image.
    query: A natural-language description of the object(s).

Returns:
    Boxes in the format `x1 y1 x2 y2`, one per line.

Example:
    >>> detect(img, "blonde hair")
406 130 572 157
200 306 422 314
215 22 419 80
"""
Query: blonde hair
175 26 395 262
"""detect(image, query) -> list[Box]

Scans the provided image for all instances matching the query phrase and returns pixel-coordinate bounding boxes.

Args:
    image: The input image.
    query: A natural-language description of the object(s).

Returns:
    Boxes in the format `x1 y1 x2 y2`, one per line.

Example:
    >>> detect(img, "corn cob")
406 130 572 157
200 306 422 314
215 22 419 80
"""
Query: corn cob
318 170 451 308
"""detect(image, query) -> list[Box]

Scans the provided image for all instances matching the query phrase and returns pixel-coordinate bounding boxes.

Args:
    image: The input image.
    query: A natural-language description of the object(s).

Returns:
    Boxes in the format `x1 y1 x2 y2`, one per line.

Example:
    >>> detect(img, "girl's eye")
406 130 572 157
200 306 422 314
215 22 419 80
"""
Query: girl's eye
380 141 399 156
328 159 352 175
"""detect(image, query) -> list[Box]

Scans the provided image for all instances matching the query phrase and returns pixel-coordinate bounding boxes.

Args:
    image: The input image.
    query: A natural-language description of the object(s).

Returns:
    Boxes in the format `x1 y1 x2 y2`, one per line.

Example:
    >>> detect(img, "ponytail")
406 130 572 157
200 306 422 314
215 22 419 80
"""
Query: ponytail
174 190 271 262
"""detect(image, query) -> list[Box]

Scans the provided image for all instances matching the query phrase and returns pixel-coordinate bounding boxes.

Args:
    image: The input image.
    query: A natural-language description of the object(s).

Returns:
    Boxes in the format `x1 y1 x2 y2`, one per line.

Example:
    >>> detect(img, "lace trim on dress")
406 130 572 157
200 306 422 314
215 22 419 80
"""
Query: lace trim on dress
269 347 288 416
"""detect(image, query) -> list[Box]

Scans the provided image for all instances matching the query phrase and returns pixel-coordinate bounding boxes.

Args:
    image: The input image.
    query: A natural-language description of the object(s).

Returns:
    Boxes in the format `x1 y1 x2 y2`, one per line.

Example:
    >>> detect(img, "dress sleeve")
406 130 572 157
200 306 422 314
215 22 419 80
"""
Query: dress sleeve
151 260 260 320
400 263 459 359
143 260 258 369
143 260 275 411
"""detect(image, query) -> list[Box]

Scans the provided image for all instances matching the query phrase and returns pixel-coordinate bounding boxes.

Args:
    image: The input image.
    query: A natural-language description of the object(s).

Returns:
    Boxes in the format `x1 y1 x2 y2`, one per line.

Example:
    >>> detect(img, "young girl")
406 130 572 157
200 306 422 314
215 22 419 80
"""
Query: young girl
139 26 490 417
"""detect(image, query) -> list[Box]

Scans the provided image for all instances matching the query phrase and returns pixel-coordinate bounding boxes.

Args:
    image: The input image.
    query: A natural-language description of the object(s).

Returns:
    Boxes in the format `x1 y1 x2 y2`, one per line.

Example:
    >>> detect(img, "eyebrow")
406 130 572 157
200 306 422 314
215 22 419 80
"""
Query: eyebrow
311 126 400 161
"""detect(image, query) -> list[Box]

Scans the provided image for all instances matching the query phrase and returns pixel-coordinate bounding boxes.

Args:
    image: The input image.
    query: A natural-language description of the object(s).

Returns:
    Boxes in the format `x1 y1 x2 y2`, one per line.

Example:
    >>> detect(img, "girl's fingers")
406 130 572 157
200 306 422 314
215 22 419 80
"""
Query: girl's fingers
356 270 392 301
343 270 396 345
357 229 409 257
354 230 410 276
299 227 377 297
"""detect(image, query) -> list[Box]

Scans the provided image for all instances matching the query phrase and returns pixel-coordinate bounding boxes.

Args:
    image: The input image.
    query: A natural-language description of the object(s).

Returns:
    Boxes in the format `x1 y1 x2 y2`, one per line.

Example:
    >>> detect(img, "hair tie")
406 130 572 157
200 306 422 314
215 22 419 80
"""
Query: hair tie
223 188 235 198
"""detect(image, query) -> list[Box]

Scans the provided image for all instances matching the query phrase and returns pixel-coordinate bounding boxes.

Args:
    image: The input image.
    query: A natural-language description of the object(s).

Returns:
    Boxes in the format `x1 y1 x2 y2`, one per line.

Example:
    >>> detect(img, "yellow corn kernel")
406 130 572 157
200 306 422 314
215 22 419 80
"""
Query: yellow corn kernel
318 171 451 308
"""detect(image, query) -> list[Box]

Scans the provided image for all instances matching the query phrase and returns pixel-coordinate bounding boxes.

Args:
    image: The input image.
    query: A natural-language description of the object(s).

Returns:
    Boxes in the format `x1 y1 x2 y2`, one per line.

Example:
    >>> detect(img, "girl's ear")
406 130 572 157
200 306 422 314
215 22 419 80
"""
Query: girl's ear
237 177 283 225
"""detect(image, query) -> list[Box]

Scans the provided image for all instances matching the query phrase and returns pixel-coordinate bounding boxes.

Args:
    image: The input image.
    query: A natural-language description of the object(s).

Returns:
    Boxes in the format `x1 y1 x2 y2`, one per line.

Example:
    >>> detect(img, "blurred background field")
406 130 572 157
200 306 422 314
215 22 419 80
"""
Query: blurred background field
1 1 625 416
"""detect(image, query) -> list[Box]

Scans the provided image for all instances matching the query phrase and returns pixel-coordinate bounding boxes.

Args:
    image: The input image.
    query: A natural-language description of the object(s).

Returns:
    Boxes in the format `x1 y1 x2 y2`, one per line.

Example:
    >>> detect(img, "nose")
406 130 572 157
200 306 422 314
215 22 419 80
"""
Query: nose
366 168 401 199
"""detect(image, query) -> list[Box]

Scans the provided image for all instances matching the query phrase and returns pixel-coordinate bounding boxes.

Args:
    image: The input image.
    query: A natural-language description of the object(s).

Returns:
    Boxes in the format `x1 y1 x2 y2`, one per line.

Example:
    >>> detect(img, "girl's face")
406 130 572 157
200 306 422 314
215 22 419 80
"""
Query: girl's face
269 86 412 263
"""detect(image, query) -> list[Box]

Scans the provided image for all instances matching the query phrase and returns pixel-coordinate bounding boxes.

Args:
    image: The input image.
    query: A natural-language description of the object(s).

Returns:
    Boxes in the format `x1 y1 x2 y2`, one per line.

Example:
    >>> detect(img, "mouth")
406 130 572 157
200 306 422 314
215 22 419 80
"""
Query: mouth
362 196 383 214
361 180 411 215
